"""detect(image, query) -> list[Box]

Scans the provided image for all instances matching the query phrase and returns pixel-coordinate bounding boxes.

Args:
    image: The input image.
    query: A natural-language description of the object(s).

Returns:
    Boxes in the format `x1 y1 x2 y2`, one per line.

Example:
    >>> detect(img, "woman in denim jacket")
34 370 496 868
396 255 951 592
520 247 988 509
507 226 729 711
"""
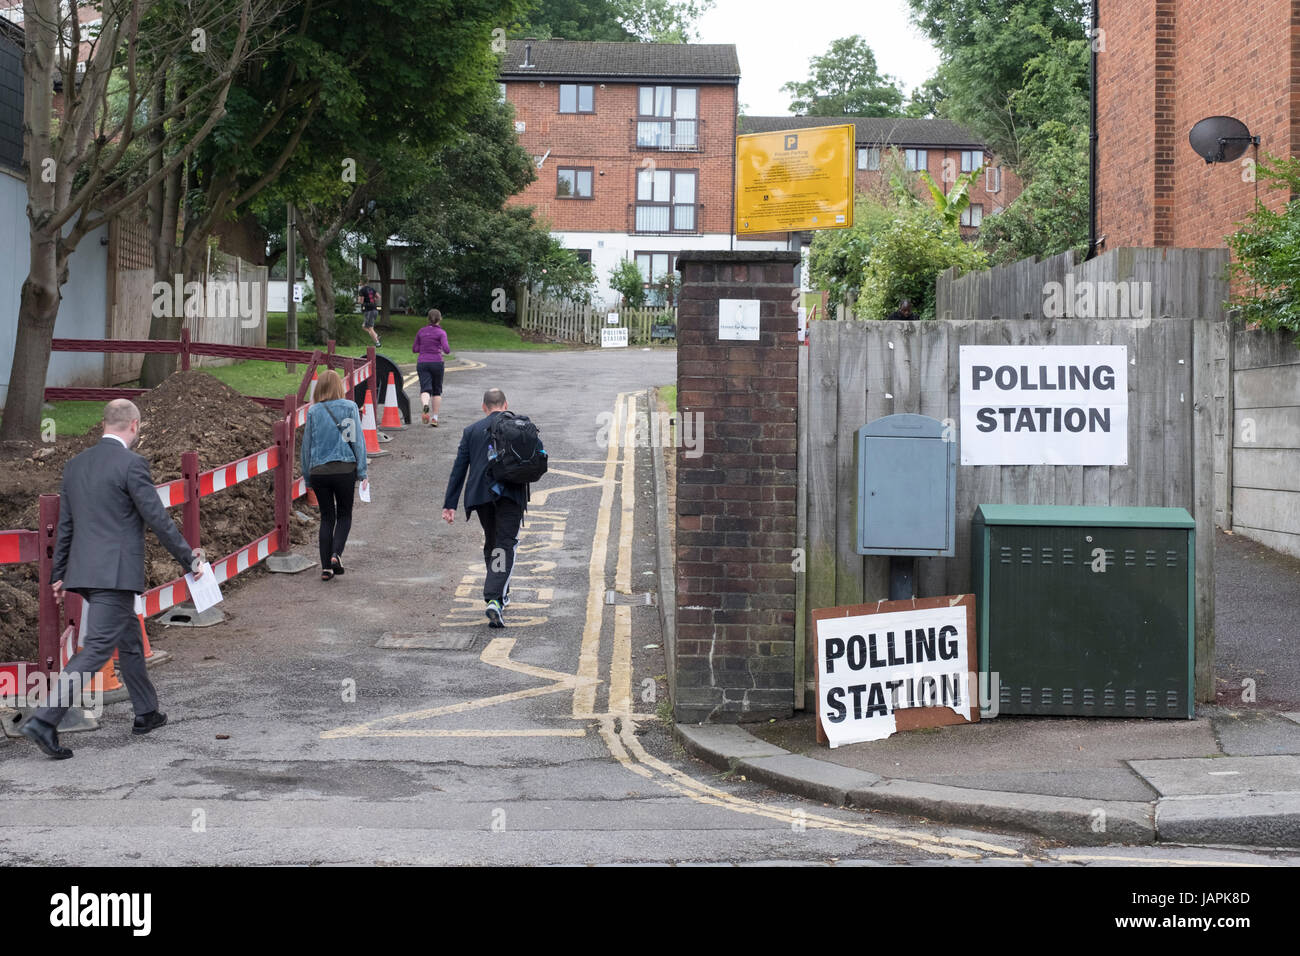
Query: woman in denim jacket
300 370 367 580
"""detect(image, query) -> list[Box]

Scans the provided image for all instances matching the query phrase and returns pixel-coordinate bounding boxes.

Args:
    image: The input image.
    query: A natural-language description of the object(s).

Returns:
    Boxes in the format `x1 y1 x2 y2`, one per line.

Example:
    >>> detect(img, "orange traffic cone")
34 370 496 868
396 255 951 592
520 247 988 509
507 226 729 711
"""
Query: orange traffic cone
361 396 389 457
138 613 171 666
305 487 319 507
308 368 319 402
379 373 405 429
91 653 123 694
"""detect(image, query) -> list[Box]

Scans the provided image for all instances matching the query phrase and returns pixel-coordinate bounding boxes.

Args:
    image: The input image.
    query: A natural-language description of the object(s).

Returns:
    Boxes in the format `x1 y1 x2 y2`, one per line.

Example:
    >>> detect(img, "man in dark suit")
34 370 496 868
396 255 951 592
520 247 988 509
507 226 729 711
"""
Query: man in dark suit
21 399 203 759
442 388 527 628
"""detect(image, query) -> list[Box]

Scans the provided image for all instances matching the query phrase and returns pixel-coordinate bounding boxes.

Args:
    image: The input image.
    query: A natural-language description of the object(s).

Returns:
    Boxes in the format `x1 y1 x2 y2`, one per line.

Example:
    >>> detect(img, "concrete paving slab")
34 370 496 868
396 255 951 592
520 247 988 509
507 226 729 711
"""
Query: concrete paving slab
1211 709 1300 755
1157 793 1300 847
1284 713 1300 726
1130 755 1300 797
903 769 1158 802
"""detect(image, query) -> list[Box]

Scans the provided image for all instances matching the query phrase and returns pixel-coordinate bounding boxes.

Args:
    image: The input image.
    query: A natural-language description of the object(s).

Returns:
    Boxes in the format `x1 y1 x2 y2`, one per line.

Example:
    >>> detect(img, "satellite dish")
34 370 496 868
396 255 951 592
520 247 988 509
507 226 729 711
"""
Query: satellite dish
1189 116 1257 163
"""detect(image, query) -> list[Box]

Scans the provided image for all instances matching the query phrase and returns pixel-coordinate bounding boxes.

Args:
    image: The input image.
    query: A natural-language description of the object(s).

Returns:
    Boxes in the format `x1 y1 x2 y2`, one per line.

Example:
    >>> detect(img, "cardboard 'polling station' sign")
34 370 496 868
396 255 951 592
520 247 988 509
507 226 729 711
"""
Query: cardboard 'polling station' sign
959 345 1128 465
814 596 978 748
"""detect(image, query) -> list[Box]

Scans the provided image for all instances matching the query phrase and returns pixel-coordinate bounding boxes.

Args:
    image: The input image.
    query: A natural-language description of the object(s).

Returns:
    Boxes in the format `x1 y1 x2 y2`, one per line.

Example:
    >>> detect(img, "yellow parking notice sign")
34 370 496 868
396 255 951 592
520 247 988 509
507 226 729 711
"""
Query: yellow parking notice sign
735 125 854 234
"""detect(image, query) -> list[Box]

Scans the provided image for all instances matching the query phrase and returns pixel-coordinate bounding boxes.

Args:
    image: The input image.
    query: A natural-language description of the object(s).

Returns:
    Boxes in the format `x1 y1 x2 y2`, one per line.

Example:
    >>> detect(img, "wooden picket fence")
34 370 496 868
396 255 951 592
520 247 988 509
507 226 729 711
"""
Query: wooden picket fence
518 287 676 345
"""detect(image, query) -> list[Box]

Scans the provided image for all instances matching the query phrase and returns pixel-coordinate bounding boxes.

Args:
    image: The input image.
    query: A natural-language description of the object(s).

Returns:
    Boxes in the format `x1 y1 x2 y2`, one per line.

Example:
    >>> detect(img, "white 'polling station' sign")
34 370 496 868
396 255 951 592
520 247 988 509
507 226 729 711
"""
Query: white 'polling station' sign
601 327 629 348
959 345 1128 465
815 599 975 747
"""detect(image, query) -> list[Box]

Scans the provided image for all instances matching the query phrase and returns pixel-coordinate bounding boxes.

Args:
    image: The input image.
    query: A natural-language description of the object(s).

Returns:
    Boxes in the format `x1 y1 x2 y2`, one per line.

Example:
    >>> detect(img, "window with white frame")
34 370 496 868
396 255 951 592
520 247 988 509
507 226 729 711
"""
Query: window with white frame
635 168 696 232
986 164 1002 193
858 147 881 171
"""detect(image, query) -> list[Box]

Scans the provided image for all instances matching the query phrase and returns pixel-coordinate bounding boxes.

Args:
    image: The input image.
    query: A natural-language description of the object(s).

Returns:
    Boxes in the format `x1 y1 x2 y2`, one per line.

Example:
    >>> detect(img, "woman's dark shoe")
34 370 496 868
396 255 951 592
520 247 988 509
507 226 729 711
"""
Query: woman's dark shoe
20 717 73 758
132 711 168 735
321 569 334 581
331 555 345 575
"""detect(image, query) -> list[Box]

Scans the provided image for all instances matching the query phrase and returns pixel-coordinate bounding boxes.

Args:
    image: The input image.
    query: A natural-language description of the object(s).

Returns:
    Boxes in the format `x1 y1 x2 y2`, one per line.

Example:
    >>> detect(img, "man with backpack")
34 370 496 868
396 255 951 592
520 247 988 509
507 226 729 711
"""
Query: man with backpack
358 283 381 348
441 388 548 628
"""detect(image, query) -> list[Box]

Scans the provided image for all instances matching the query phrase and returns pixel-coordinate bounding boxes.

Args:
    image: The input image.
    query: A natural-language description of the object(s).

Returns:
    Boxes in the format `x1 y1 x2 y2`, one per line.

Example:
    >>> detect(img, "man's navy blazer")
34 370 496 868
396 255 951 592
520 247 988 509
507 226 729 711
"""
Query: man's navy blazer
52 436 195 594
443 411 527 517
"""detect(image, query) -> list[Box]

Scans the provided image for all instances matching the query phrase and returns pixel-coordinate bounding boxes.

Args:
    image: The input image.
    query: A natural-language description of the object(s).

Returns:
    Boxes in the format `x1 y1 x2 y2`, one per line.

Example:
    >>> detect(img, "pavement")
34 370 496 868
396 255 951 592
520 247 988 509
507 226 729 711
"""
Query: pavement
661 442 1300 850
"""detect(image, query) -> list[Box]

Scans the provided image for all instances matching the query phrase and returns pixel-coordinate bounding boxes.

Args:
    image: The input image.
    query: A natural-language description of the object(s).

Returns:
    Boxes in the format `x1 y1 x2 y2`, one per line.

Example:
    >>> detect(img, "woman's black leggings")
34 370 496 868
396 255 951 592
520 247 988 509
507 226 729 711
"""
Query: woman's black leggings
310 471 356 567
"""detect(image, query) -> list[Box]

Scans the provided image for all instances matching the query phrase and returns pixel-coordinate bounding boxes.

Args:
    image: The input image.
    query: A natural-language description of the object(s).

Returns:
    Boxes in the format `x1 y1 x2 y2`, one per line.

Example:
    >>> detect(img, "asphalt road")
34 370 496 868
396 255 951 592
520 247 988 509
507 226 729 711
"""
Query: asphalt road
1 348 1295 866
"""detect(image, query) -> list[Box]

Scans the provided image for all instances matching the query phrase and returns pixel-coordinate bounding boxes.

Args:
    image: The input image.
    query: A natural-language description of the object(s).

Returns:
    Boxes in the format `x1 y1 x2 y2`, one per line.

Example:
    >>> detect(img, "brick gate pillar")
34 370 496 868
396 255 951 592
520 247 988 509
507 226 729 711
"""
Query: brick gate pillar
673 251 800 723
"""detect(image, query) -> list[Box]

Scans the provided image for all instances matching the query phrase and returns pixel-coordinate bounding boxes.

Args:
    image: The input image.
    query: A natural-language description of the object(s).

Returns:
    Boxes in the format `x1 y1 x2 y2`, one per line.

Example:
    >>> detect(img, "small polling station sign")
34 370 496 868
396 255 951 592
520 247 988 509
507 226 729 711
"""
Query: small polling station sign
959 345 1129 466
814 596 978 748
735 125 854 235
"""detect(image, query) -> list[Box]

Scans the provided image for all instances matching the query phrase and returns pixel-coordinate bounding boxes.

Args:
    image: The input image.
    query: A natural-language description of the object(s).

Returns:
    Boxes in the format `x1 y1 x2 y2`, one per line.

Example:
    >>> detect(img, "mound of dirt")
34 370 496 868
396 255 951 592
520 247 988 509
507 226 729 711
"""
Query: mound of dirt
0 371 309 663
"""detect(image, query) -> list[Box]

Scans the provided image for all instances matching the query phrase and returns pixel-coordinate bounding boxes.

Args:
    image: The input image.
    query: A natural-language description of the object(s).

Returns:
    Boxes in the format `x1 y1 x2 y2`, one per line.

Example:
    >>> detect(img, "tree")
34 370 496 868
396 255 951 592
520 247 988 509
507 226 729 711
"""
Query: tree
905 0 1087 167
608 259 647 307
781 35 905 118
918 168 981 228
140 0 529 386
1 0 266 445
515 0 713 42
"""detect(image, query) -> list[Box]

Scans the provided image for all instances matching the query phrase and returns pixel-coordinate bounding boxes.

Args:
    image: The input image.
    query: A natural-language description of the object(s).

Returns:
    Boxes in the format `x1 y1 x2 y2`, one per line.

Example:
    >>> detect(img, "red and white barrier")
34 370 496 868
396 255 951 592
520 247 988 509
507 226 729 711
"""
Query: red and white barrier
198 447 277 496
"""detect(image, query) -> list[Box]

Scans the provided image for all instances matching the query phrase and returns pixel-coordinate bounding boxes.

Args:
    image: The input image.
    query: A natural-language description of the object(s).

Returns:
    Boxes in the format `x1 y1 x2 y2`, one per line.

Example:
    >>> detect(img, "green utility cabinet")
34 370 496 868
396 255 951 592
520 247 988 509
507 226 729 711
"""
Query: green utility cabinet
972 505 1195 718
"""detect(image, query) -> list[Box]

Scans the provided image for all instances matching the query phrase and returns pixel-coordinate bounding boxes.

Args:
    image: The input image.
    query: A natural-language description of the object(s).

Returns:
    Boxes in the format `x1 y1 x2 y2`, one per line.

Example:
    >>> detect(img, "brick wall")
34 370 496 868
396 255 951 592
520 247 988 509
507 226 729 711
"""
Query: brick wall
1098 0 1295 250
504 80 737 236
674 251 799 722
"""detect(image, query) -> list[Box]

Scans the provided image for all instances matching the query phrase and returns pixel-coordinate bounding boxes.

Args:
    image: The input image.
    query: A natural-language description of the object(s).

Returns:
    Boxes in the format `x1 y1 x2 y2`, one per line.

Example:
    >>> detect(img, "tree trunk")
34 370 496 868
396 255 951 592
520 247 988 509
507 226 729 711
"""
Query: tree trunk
0 234 62 445
297 219 335 341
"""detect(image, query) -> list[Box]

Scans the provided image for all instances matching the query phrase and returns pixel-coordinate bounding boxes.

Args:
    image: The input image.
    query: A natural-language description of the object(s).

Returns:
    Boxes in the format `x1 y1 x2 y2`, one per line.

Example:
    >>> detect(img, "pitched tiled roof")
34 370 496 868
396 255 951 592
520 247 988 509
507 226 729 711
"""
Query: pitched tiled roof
740 115 986 149
501 39 740 82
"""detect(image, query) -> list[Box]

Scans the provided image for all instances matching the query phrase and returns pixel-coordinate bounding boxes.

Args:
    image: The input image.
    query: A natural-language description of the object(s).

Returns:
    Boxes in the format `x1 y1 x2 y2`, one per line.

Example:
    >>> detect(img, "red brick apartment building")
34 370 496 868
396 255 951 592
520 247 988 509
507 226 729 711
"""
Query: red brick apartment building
739 115 1023 241
1096 0 1300 250
501 39 789 304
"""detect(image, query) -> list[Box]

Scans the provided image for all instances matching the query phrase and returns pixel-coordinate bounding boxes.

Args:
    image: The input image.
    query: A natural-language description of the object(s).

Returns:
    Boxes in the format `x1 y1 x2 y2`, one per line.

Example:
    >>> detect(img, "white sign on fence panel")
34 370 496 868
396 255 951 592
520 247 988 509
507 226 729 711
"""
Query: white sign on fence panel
601 327 629 349
719 299 760 340
607 312 619 325
959 345 1128 465
816 601 973 747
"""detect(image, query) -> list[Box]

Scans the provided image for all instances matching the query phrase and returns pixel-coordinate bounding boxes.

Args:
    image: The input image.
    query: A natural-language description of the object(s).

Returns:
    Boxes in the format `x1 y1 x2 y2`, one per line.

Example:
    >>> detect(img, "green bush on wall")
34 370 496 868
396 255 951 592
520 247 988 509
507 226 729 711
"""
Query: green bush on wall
1227 154 1300 338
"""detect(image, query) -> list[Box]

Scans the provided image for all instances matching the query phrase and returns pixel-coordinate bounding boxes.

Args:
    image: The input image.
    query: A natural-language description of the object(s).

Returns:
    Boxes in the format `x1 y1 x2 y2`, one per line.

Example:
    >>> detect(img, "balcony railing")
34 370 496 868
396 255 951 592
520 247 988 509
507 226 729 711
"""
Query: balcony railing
632 203 700 234
633 118 701 151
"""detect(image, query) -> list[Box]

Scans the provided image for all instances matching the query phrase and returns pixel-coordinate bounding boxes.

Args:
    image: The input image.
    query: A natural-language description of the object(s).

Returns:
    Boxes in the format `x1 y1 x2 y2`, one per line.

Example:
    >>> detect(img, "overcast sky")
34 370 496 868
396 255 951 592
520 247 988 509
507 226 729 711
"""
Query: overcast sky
695 0 941 116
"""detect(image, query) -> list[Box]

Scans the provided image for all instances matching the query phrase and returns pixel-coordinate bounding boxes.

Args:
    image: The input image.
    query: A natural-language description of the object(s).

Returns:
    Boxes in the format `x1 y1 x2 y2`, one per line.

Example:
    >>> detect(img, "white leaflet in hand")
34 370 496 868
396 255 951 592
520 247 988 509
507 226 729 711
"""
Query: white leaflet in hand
359 480 371 503
185 562 223 614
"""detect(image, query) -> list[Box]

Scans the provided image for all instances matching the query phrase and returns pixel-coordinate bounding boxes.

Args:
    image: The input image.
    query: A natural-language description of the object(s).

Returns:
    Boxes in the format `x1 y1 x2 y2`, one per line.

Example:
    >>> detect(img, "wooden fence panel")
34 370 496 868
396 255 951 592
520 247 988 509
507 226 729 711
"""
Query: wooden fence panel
798 316 1221 702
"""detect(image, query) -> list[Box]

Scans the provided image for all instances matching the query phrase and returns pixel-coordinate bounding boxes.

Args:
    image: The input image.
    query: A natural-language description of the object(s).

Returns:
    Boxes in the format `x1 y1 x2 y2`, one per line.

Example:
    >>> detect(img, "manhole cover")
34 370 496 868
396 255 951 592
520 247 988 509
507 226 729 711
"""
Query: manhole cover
604 591 657 606
376 631 477 650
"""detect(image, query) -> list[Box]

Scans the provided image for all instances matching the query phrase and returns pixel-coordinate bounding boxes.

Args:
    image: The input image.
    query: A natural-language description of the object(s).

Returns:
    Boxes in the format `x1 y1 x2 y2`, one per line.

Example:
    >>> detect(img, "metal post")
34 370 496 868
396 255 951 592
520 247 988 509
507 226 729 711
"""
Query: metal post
286 203 298 353
272 418 289 555
181 451 200 549
888 556 916 602
37 495 60 673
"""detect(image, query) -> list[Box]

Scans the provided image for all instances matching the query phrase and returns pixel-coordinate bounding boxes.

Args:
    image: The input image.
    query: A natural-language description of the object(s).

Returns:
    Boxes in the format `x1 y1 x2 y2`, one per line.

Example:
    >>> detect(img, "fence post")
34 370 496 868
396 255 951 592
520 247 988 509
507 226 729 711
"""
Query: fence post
37 494 60 673
180 327 191 372
181 451 200 549
264 416 312 574
365 345 377 408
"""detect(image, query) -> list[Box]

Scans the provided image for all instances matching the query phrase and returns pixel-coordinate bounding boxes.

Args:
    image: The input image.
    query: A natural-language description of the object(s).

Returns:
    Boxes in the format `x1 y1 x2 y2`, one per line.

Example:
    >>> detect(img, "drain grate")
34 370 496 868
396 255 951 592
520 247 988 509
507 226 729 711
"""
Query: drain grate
376 631 477 650
604 591 657 606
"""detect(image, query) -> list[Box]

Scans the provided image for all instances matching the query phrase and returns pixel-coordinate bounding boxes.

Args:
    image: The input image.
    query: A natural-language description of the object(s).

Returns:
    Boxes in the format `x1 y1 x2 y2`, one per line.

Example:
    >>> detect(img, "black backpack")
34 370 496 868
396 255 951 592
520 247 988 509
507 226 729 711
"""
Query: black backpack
487 411 548 484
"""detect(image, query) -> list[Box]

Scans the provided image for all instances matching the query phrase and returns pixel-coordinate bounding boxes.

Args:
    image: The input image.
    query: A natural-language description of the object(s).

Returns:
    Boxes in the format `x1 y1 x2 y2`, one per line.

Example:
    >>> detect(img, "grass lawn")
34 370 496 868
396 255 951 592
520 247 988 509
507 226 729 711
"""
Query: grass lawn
30 311 567 437
659 384 677 413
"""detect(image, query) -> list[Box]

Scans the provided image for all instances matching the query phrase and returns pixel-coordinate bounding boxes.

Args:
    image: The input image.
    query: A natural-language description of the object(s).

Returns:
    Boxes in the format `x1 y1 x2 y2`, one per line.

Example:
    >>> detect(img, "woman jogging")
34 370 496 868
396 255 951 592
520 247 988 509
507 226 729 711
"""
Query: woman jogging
413 309 451 426
300 370 367 580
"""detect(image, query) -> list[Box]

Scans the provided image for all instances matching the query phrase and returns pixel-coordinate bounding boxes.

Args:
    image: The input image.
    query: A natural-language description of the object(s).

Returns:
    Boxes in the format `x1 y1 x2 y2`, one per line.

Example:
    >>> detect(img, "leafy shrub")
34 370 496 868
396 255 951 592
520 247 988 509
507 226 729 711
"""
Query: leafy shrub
608 259 648 307
1226 155 1300 337
856 207 988 320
